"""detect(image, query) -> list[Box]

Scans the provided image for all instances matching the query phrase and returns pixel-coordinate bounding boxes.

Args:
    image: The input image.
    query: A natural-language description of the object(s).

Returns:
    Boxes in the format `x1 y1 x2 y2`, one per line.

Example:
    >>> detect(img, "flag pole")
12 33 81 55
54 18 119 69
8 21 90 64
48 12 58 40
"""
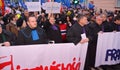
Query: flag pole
51 0 54 17
39 0 41 15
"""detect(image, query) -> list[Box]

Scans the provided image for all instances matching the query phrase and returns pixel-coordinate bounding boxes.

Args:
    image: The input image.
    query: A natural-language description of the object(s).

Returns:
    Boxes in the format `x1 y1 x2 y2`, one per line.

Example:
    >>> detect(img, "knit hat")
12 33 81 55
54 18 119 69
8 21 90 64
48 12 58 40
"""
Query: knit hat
16 14 21 19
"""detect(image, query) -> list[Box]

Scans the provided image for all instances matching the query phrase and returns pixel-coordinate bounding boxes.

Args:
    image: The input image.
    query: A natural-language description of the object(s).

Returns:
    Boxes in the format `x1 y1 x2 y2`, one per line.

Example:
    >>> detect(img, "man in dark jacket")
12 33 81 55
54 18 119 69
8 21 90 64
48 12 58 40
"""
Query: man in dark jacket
89 16 104 43
66 14 92 45
101 14 113 32
44 16 62 43
16 15 48 45
112 15 120 31
85 16 104 69
21 10 29 22
85 15 109 70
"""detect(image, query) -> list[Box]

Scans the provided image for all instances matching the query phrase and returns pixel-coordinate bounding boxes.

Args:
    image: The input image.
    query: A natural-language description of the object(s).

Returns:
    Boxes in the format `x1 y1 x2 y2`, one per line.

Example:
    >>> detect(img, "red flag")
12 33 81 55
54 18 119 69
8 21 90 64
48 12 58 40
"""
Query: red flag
60 5 63 13
48 0 51 2
0 0 5 15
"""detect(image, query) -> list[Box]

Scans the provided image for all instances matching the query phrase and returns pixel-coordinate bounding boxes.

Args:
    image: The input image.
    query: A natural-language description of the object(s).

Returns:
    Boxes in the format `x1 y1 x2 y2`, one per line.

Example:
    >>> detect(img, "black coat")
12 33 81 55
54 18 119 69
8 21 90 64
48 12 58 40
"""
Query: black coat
88 22 114 46
44 21 62 43
84 23 103 69
111 22 120 31
0 29 16 45
102 20 114 32
88 23 103 46
66 23 92 45
16 26 48 45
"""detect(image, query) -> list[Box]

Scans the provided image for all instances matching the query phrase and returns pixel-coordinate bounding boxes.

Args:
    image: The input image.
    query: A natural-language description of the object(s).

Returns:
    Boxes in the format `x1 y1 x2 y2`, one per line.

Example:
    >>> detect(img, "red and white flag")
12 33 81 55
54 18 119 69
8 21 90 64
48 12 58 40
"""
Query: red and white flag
48 0 52 2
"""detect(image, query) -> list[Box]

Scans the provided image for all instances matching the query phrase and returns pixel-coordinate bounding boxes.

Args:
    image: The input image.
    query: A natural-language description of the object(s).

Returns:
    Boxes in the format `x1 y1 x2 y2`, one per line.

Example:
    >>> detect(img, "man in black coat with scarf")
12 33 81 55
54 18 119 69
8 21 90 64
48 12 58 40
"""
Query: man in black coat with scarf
16 15 48 45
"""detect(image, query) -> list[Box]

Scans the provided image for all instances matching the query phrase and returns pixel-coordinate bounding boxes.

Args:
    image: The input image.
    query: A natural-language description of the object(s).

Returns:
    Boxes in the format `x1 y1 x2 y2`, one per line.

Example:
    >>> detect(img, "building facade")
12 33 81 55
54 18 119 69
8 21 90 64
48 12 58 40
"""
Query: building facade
88 0 120 11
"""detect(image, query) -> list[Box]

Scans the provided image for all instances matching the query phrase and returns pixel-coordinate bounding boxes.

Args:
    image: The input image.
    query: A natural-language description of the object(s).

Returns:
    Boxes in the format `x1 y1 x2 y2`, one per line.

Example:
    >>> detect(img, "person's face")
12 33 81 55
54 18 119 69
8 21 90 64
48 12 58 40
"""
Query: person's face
41 13 45 17
13 16 16 21
67 17 70 21
115 20 120 25
27 17 37 29
24 11 29 17
101 15 107 21
0 27 2 34
34 12 38 16
96 17 103 25
21 21 27 28
79 17 88 25
15 15 19 21
34 12 39 18
49 17 55 25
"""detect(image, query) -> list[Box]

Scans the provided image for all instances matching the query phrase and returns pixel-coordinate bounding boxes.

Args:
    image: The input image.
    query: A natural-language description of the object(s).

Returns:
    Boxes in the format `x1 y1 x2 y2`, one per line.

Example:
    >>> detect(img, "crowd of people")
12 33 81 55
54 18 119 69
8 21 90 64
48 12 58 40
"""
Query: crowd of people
0 5 120 70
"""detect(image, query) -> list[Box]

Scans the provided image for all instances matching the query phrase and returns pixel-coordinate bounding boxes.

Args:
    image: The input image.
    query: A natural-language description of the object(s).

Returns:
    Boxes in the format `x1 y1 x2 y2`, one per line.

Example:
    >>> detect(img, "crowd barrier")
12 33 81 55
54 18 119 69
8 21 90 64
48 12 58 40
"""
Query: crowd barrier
0 43 88 70
0 32 120 70
95 32 120 67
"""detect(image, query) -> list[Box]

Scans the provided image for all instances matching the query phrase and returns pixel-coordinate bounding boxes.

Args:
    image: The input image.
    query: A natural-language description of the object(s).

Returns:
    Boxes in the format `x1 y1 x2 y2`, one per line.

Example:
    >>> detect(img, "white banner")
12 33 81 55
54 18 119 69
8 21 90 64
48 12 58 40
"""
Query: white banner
42 2 61 13
25 2 41 12
95 32 120 67
0 43 88 70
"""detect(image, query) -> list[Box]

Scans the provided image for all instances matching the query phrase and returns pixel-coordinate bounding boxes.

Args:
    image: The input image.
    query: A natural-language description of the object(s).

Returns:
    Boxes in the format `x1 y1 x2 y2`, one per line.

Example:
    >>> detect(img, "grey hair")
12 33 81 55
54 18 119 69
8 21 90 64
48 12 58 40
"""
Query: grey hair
77 14 86 22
